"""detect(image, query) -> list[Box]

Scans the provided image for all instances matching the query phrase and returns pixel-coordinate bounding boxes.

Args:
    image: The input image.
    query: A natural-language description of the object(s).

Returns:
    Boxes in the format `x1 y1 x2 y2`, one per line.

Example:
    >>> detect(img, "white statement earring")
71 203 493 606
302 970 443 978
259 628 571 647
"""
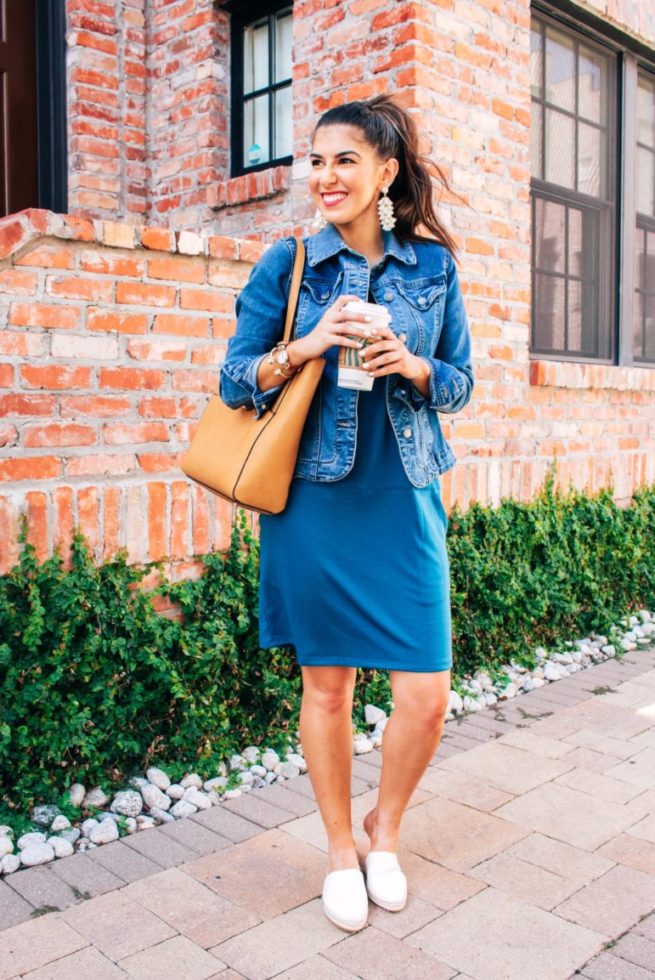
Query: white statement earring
312 208 328 231
377 186 396 231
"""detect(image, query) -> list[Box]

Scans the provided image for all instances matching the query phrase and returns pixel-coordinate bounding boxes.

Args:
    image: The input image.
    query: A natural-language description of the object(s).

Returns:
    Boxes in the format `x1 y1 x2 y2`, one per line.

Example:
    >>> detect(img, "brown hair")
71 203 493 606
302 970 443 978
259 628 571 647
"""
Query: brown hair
312 95 463 257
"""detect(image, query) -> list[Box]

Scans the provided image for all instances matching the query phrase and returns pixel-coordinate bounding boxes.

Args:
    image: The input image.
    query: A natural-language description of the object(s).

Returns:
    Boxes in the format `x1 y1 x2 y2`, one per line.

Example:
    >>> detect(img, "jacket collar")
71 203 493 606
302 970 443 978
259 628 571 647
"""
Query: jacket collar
306 222 417 268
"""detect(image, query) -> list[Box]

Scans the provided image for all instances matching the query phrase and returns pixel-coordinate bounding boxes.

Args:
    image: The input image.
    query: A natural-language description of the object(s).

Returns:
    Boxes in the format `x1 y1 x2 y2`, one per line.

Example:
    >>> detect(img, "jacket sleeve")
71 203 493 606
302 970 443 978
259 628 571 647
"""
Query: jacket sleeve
218 237 296 419
407 250 474 414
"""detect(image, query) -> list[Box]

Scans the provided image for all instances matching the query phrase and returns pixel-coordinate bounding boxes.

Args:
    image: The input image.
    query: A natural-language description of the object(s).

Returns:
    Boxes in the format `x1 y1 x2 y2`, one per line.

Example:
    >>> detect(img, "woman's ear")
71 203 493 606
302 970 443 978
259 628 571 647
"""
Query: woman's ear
384 157 400 188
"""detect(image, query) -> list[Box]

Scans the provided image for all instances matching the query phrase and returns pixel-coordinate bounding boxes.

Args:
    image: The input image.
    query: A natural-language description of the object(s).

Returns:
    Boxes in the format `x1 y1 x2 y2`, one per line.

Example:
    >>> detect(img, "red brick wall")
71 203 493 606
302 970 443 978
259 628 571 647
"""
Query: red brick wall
0 208 268 575
1 208 654 577
66 0 148 220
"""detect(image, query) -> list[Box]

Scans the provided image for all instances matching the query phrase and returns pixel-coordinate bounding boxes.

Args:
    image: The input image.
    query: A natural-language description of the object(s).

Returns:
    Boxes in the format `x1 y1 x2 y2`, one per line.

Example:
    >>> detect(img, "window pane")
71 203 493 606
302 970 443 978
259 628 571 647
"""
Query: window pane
534 272 565 349
578 46 604 124
530 27 542 99
535 198 565 272
243 95 270 168
545 27 575 112
274 84 292 158
645 289 655 360
633 289 644 356
244 19 269 95
531 102 542 179
578 123 602 197
275 11 292 83
634 227 644 291
568 278 582 350
636 147 655 217
545 109 575 188
637 75 655 148
569 207 583 278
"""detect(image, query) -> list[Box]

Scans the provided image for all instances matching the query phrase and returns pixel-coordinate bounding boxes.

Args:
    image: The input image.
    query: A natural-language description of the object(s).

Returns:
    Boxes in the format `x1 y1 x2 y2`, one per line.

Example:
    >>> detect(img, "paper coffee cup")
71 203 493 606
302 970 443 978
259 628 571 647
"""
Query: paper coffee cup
338 301 391 390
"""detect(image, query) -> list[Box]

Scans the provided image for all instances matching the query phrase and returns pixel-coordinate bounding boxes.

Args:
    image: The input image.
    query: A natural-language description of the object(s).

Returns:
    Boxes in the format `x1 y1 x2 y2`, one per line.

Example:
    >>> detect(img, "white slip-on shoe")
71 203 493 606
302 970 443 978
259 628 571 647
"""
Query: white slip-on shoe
364 850 407 911
321 867 369 932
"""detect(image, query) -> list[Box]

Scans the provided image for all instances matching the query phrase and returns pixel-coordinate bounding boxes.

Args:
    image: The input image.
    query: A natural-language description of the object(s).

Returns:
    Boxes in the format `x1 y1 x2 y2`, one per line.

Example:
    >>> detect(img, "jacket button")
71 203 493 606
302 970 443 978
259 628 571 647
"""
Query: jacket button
384 291 394 303
399 389 407 396
321 290 330 299
399 332 407 343
262 403 267 410
418 296 427 306
403 427 412 438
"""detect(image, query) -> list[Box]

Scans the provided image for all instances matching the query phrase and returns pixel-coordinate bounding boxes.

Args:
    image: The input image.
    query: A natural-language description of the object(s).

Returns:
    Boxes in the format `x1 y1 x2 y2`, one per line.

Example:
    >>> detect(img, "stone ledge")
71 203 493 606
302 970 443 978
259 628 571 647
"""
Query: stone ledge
0 208 269 265
530 358 655 392
209 165 292 211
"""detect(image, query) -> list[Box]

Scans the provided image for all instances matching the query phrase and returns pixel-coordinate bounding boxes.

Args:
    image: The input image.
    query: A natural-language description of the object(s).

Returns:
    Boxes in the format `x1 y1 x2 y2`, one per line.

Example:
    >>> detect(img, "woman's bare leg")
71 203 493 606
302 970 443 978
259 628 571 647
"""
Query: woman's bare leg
299 664 359 872
363 668 451 852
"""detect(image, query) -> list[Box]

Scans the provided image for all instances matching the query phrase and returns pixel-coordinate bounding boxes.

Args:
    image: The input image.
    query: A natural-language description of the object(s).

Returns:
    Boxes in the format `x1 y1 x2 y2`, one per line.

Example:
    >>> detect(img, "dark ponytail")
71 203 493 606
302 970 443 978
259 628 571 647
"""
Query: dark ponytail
312 95 464 258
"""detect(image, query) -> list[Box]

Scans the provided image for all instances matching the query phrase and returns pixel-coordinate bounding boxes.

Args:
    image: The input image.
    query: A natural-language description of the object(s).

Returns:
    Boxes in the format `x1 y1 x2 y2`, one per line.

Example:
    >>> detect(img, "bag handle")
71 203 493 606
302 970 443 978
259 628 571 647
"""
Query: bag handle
281 237 306 344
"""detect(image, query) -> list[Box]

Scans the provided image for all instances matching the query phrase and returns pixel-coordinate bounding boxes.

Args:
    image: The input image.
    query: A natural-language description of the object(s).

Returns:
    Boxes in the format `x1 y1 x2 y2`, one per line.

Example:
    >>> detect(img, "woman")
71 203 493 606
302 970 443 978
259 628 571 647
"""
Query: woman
219 95 474 932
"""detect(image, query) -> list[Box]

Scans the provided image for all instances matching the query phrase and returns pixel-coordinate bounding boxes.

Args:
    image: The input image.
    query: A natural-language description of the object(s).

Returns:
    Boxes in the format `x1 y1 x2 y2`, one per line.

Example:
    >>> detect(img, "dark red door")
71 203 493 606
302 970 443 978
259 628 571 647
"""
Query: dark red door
0 0 39 217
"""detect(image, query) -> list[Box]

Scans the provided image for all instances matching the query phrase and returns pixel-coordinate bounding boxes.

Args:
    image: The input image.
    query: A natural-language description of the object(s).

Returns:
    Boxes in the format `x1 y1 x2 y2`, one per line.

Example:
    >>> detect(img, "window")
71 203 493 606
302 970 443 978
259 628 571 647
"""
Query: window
634 72 655 364
530 13 616 361
228 0 293 177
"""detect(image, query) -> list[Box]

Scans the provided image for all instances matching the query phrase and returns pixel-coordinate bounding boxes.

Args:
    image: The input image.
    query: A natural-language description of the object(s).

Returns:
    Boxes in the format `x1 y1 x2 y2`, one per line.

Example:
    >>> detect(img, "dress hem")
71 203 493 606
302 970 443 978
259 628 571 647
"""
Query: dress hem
260 638 451 672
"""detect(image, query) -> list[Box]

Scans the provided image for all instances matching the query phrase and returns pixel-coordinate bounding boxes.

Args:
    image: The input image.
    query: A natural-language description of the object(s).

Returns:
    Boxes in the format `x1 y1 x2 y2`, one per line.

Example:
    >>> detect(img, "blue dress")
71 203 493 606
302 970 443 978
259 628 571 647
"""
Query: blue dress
258 326 453 673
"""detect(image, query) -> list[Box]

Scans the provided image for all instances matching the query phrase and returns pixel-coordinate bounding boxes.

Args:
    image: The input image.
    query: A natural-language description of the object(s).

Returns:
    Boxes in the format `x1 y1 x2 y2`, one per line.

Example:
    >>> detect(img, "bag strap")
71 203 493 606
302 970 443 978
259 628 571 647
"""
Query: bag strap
281 236 305 344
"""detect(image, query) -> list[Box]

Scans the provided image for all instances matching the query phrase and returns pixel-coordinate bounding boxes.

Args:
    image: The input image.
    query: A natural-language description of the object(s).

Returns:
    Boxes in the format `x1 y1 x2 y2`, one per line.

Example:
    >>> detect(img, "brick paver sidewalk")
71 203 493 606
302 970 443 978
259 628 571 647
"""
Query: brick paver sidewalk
2 647 655 979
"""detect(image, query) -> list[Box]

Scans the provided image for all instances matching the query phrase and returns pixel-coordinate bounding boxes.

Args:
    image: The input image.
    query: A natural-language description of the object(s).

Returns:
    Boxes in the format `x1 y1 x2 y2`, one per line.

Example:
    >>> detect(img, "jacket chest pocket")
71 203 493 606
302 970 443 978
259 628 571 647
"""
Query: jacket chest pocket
294 271 344 338
390 276 447 355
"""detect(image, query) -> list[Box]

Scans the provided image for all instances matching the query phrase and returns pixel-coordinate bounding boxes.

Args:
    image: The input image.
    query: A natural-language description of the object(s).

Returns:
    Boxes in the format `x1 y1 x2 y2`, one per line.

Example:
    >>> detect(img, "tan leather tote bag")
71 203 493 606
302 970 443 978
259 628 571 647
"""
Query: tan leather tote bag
181 238 325 514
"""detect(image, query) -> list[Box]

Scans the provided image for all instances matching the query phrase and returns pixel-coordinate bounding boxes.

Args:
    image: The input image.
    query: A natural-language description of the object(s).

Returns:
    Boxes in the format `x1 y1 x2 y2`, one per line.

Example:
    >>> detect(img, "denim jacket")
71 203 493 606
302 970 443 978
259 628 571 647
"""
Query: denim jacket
219 222 474 487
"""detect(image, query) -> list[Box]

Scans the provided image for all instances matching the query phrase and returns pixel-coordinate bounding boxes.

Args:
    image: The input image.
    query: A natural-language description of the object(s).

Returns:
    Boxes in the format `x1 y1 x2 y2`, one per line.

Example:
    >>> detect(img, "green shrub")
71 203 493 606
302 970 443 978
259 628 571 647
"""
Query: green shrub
0 467 653 825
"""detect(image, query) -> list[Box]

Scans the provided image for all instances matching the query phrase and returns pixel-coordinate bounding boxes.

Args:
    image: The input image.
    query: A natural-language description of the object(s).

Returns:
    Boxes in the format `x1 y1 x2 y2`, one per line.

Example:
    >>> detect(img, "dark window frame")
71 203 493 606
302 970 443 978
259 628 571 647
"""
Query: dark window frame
530 8 617 364
633 66 655 365
226 0 293 178
531 0 655 369
36 0 68 213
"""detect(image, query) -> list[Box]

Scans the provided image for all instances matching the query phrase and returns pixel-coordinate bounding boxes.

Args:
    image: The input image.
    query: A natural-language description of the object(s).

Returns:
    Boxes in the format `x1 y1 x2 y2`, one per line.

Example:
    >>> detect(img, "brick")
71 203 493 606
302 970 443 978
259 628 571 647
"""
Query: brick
141 226 175 251
21 365 92 390
9 301 81 329
148 255 206 283
0 456 61 482
152 313 210 337
65 454 136 478
23 422 97 448
51 333 119 359
103 421 169 445
15 244 74 268
99 366 166 390
0 330 46 357
0 268 39 293
179 287 232 312
87 308 149 334
25 490 49 561
116 281 176 306
46 275 114 301
138 396 178 418
0 393 57 416
60 395 132 418
147 482 167 560
127 338 186 361
79 251 146 277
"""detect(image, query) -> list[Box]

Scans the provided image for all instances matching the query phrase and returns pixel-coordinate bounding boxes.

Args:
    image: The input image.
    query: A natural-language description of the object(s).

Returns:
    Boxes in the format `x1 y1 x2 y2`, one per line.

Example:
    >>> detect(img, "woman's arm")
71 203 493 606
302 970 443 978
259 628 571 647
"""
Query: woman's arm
219 237 303 418
407 251 474 414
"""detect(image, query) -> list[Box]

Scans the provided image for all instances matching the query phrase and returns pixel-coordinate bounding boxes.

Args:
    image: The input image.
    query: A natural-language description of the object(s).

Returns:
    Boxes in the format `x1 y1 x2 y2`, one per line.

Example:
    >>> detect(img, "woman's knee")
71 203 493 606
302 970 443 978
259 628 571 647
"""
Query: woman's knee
390 671 451 729
301 666 356 713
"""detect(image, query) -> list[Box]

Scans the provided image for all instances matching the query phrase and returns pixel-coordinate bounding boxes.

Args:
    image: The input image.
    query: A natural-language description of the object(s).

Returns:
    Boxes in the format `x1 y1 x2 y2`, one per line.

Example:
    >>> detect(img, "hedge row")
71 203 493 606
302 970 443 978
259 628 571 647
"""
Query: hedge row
1 468 653 821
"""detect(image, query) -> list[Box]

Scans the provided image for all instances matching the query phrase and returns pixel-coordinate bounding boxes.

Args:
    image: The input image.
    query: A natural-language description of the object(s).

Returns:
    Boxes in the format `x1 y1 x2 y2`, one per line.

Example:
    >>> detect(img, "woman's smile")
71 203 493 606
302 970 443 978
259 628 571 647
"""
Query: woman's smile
321 192 349 207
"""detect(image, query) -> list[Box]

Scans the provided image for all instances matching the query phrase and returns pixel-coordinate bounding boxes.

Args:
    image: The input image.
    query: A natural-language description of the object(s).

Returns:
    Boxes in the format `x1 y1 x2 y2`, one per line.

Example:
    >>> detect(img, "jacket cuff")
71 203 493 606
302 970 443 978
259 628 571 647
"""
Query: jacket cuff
409 357 469 412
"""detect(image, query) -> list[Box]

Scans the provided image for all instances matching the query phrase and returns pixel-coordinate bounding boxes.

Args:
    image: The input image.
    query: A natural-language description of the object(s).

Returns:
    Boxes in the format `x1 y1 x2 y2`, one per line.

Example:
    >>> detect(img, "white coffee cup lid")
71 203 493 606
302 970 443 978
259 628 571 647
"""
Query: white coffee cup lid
342 300 391 320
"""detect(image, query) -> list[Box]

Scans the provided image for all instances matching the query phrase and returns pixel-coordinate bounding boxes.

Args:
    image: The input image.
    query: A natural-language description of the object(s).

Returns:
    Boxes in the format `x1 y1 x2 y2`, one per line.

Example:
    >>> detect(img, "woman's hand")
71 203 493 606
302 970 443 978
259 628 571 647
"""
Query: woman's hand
357 322 428 383
288 294 375 365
